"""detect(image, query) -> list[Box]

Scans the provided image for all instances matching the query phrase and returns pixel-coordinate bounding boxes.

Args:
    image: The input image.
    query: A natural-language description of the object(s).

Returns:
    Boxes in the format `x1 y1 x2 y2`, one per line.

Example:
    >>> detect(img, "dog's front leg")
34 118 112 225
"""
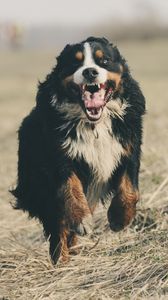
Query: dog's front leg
108 172 139 232
65 173 92 236
46 173 91 264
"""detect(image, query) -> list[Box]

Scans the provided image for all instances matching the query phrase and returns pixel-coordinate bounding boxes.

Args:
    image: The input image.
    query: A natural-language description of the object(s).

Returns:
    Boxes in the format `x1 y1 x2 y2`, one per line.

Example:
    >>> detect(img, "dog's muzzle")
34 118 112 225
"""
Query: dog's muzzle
81 82 113 121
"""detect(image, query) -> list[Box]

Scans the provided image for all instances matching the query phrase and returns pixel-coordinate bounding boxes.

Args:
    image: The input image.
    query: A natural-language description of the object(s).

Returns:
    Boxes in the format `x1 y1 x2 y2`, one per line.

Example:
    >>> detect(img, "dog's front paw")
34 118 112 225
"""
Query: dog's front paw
107 197 136 232
75 214 93 236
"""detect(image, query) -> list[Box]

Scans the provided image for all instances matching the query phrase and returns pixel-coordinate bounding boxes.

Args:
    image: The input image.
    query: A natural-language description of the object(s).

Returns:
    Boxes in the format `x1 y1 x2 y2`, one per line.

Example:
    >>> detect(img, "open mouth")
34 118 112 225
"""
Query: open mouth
81 83 113 121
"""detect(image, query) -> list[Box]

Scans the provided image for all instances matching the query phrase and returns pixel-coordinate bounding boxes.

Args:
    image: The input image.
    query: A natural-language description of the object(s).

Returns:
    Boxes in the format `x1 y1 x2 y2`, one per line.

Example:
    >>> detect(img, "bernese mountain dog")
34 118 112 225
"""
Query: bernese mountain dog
12 37 145 264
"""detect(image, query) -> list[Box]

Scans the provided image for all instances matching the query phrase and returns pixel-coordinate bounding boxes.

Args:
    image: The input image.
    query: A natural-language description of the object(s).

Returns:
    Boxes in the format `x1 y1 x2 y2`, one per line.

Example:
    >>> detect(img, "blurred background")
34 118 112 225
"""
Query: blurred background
0 0 168 50
0 0 168 229
0 1 168 299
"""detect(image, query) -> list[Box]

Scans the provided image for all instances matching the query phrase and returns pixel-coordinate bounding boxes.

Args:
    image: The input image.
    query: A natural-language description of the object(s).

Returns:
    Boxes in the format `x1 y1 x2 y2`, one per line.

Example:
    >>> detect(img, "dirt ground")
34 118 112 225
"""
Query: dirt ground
0 38 168 300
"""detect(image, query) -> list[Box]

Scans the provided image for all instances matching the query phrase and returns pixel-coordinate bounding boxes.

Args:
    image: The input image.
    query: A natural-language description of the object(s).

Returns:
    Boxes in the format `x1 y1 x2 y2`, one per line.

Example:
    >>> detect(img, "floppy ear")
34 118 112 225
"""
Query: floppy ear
56 44 72 65
110 44 129 73
112 45 121 61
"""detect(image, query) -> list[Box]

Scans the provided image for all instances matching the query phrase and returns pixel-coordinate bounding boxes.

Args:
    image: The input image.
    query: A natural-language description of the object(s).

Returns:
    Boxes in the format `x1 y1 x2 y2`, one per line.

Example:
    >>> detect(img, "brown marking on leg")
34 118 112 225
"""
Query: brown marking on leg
65 173 91 224
59 225 70 263
119 175 139 226
49 219 70 264
50 222 78 263
108 174 139 231
58 174 92 261
58 219 80 262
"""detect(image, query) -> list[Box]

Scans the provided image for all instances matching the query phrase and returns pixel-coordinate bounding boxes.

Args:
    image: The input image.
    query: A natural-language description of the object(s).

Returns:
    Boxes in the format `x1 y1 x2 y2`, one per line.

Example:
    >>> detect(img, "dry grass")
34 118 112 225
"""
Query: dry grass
0 38 168 300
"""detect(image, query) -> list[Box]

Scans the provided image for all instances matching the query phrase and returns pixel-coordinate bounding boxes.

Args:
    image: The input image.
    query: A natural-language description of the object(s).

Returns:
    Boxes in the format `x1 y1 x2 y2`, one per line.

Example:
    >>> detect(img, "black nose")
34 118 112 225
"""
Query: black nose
82 68 98 82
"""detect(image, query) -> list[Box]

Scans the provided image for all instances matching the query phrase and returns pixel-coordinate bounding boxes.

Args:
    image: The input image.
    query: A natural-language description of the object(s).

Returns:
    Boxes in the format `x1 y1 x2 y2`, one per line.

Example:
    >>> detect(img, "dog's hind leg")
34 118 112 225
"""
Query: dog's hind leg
43 217 70 264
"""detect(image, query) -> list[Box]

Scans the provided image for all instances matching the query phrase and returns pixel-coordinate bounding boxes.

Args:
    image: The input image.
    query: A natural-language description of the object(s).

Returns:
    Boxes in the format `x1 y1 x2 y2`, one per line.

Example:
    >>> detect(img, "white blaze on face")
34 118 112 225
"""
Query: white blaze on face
73 42 107 85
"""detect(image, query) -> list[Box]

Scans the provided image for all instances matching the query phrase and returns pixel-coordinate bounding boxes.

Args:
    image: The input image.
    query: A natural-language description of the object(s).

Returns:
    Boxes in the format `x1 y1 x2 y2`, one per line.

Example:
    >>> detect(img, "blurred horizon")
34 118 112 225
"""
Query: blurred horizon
1 0 168 26
0 0 168 50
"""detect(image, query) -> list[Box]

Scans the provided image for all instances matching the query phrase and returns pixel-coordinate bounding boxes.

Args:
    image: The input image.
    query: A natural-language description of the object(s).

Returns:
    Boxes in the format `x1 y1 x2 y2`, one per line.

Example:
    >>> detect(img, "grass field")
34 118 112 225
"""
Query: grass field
0 38 168 300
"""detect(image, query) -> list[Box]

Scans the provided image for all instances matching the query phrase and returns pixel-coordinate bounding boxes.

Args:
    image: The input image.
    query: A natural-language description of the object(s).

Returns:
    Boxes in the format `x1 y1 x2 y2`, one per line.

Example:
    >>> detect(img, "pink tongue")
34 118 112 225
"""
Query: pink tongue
83 91 105 108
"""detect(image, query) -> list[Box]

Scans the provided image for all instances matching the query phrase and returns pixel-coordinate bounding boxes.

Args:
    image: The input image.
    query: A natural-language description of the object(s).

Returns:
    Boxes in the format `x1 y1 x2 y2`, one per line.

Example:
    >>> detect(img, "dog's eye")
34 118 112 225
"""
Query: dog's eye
96 56 110 67
102 59 108 65
98 57 109 67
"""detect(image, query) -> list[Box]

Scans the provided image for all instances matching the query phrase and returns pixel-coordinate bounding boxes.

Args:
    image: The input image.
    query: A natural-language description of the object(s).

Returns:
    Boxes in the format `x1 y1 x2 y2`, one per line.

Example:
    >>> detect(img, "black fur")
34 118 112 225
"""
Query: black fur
11 37 145 263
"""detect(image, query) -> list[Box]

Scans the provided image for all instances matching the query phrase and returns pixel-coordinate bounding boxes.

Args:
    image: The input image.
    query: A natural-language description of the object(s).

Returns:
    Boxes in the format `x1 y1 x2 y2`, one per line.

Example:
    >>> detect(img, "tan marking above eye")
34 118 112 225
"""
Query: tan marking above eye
75 51 84 61
95 49 104 58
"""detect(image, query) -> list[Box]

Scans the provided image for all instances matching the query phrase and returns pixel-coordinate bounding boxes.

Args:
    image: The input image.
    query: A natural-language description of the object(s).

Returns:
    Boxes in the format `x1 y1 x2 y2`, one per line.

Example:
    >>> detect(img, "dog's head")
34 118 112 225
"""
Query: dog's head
52 37 128 123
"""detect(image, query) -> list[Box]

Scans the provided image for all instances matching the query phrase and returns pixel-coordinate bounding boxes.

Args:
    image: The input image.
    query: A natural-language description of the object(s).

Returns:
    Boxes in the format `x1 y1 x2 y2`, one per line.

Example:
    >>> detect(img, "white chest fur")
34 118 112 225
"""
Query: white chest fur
62 117 124 203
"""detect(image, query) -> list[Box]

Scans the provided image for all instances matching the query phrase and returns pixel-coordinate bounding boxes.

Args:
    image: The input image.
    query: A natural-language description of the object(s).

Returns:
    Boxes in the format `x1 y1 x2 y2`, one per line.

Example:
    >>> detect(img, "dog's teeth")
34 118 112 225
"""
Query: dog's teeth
86 83 99 87
98 84 100 88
